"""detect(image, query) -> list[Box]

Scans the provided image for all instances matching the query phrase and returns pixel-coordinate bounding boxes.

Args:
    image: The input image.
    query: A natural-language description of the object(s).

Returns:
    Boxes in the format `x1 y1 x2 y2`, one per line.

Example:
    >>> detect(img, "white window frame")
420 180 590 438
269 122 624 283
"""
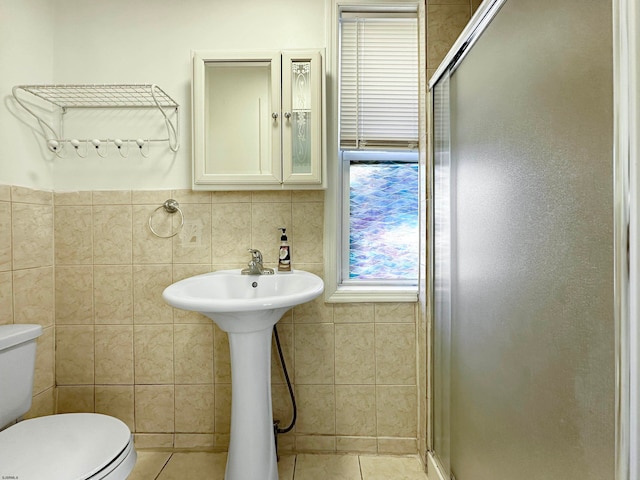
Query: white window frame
324 0 426 303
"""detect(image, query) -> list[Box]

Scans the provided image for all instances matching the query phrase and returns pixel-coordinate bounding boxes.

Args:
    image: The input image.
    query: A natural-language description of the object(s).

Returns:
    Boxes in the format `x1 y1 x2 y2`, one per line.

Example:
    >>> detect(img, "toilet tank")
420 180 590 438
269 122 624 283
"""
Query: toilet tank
0 324 43 429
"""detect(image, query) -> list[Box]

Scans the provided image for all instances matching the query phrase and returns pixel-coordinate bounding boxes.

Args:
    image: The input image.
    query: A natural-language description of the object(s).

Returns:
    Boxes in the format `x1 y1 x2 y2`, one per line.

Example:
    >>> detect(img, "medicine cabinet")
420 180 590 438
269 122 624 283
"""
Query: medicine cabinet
192 50 325 190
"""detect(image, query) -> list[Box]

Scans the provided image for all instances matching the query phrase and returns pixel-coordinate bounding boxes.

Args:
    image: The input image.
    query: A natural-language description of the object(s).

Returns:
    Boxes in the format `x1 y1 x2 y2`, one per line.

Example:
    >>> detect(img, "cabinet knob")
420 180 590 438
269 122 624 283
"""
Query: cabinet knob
272 113 279 119
284 112 292 119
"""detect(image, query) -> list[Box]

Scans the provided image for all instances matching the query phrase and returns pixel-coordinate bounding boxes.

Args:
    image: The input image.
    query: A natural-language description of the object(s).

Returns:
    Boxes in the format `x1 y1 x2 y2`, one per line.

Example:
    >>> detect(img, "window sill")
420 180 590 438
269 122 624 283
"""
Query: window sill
325 285 418 303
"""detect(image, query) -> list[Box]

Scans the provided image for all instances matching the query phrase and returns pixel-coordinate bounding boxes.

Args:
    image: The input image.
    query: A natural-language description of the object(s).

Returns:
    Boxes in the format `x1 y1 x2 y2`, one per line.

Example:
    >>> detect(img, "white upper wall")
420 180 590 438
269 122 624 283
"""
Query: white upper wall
1 0 327 191
0 0 55 190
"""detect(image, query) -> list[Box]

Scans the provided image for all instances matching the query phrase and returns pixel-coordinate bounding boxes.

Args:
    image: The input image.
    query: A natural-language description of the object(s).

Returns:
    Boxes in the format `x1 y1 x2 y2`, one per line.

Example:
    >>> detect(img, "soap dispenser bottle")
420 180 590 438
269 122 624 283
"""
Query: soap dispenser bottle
278 227 291 272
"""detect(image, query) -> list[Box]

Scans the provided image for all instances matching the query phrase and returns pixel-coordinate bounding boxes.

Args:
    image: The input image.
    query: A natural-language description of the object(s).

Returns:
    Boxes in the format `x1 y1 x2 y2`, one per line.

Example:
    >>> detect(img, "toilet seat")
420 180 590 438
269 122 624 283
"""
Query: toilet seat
0 413 136 480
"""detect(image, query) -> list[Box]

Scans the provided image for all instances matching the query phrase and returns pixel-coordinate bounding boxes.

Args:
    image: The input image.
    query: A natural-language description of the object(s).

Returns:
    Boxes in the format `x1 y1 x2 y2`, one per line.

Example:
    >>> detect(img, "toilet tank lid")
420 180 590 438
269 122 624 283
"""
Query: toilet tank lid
0 324 43 350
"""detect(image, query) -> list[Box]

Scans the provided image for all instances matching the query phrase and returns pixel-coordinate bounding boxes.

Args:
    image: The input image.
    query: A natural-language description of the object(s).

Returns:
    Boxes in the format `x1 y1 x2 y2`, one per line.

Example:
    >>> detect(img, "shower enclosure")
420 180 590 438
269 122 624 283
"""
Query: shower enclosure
428 0 617 479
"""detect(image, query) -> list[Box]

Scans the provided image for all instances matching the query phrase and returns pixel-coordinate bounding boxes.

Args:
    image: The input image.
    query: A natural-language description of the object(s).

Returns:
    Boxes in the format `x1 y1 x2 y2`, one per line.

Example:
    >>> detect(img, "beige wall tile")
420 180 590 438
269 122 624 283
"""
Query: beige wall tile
374 303 416 323
173 203 212 264
211 203 252 264
272 384 294 431
25 387 55 419
334 303 374 323
376 437 418 455
174 323 214 384
427 4 472 69
0 185 10 202
54 191 92 205
335 385 376 436
54 206 92 265
292 202 323 264
251 203 292 264
172 265 213 324
252 191 292 203
94 265 133 324
133 265 173 324
292 191 324 203
93 205 132 264
295 435 336 453
335 323 375 384
277 454 296 480
56 325 94 385
135 385 175 433
95 385 135 430
133 205 173 264
214 384 232 433
294 323 334 384
336 436 378 454
12 203 53 269
376 386 417 437
211 191 252 204
171 189 211 204
93 190 132 205
131 190 168 205
134 325 174 384
175 384 215 433
95 325 134 384
133 433 174 449
375 323 417 385
55 266 93 324
33 326 54 394
472 0 484 13
213 325 231 383
174 434 215 450
13 267 54 327
11 186 52 205
57 385 95 413
0 202 11 271
271 323 293 385
296 385 335 435
293 288 333 324
0 271 12 325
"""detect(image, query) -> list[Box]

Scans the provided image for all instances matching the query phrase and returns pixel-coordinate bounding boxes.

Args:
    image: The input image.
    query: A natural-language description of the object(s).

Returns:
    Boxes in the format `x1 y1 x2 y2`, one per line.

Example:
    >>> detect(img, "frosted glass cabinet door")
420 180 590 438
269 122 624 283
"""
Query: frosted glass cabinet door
281 51 323 184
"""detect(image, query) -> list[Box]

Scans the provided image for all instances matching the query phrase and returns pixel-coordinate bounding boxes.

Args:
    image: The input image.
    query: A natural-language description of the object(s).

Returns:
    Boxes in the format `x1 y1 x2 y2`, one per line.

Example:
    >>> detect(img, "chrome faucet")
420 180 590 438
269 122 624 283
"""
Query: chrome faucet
241 249 275 275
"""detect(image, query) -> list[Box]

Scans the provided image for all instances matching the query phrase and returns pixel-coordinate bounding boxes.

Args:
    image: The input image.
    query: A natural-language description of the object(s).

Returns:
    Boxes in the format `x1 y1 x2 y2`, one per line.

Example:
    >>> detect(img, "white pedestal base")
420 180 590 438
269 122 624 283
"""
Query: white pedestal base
224 325 278 480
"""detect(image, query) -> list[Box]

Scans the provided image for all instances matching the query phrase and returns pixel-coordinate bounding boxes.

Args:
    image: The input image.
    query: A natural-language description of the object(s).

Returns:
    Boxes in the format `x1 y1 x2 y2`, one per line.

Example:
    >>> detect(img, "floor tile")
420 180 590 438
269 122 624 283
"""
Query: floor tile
278 454 296 480
294 454 362 480
128 451 171 480
156 452 227 480
359 455 427 480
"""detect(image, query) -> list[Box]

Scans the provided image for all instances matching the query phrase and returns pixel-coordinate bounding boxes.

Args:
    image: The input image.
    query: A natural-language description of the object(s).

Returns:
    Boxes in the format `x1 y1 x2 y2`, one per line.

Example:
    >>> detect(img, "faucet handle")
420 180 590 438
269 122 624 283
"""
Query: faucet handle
248 249 263 263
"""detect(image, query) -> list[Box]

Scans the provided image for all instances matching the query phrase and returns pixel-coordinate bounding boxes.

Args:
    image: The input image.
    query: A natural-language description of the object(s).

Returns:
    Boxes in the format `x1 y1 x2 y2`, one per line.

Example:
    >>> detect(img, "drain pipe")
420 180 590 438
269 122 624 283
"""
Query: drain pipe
272 324 296 460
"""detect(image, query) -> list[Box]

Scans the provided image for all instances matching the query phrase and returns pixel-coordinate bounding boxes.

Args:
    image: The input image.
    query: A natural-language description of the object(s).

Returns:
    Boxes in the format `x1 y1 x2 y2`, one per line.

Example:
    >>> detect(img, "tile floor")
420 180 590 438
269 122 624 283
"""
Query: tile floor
130 451 429 480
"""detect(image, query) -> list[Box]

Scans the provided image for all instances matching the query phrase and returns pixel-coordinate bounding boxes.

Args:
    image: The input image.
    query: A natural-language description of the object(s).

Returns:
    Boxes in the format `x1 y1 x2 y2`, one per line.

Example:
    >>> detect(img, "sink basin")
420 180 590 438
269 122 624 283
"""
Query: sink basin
163 268 324 314
162 269 323 480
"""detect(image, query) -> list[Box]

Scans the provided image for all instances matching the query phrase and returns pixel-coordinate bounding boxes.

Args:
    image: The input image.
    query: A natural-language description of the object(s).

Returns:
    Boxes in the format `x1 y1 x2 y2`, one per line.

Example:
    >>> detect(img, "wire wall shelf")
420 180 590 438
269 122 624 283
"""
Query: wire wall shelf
12 83 180 157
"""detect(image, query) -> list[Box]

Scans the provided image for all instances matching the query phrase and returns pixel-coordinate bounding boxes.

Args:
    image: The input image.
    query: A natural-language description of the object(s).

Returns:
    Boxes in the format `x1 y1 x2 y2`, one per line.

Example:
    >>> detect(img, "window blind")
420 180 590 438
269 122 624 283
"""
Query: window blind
339 14 419 150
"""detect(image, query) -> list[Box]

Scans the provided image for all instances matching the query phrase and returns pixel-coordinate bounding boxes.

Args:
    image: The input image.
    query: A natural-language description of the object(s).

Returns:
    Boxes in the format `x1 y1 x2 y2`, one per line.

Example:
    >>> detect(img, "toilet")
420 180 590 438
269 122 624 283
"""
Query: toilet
0 324 137 479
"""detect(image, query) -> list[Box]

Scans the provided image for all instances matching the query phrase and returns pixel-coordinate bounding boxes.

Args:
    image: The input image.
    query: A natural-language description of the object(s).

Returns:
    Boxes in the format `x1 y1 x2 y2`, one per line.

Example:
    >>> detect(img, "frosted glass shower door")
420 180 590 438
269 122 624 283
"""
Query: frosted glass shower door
430 0 615 479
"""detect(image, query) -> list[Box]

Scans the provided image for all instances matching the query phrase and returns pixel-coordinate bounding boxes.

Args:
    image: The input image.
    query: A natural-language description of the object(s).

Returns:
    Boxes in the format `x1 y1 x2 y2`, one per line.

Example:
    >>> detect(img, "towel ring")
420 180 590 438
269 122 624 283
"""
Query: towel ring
148 199 184 238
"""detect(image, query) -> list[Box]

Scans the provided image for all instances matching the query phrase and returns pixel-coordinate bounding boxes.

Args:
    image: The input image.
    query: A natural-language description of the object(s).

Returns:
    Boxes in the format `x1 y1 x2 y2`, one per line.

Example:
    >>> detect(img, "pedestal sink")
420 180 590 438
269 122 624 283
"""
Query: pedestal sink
162 269 324 480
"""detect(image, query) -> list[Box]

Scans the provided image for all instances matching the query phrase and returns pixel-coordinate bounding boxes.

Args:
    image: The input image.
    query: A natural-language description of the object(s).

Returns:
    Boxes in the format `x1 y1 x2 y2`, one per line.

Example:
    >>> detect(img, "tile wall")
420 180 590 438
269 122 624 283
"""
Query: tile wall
0 185 56 417
2 185 419 455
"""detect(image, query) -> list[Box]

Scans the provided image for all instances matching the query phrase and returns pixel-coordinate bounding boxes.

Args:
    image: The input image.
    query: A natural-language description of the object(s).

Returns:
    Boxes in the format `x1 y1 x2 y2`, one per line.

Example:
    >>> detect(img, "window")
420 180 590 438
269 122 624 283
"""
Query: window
325 1 424 302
